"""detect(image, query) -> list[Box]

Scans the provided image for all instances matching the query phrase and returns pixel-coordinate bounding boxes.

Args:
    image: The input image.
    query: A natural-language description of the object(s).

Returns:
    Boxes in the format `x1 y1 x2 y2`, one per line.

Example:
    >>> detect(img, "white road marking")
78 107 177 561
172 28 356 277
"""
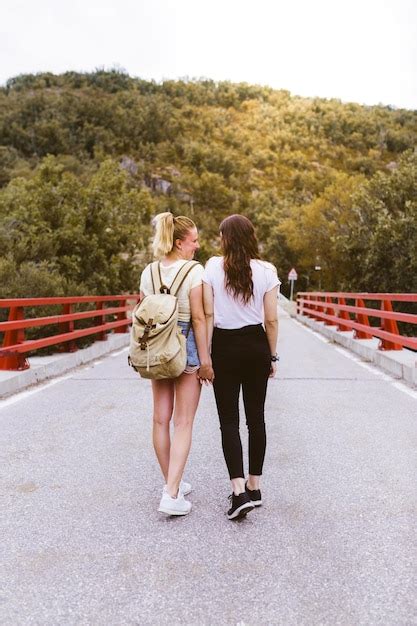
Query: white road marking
392 382 417 400
334 346 360 361
110 347 129 357
297 323 329 343
352 361 393 380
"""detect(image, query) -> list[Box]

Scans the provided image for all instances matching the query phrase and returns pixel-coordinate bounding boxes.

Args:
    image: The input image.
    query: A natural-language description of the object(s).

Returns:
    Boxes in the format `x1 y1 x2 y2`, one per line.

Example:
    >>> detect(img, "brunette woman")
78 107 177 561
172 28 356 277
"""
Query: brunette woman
139 212 213 516
202 214 280 520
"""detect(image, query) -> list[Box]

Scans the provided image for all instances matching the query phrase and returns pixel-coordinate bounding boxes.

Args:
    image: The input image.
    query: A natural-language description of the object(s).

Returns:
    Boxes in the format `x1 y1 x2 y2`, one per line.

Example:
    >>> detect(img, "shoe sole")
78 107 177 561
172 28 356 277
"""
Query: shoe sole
250 499 262 507
227 502 254 520
158 506 191 516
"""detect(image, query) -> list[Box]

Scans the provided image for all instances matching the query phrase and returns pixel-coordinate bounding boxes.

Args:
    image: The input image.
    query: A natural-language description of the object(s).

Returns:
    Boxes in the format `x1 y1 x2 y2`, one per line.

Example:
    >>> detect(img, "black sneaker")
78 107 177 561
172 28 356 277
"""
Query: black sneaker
227 492 254 520
245 483 262 507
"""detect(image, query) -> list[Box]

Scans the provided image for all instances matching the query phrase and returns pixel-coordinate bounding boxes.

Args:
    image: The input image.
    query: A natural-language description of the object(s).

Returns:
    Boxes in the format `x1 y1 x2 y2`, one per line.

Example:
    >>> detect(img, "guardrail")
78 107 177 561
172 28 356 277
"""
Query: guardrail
0 296 140 371
296 292 417 351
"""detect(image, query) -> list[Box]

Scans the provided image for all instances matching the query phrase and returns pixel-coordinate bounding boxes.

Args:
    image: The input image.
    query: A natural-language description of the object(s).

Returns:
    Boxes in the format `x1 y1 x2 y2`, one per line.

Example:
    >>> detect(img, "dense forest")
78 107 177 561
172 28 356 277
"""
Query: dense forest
1 69 416 299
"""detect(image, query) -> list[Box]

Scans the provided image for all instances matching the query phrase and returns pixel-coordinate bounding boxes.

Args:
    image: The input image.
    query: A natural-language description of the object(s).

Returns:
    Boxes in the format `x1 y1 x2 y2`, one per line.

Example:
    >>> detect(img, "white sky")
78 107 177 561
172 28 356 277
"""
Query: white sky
1 0 416 109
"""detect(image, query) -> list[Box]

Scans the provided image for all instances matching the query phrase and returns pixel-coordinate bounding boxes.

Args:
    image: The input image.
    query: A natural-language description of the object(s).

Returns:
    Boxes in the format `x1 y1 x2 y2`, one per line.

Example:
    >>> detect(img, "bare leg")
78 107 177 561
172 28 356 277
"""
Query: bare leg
231 477 246 495
247 475 260 490
151 378 175 481
166 372 201 497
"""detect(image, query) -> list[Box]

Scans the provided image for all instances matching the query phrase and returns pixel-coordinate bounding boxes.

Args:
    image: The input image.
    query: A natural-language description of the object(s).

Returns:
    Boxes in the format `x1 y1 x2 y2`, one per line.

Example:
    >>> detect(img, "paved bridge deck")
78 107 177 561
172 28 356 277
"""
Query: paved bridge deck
1 310 417 625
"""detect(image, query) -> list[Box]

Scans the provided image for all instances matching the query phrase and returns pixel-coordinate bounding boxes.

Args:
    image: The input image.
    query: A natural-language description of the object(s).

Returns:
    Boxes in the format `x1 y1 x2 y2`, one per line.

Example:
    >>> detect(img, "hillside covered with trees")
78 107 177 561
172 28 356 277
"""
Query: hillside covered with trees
1 69 416 298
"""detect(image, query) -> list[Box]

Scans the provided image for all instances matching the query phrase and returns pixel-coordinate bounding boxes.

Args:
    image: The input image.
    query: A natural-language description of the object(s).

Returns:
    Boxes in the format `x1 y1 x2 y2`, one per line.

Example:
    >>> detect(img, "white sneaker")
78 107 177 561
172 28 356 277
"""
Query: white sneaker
180 480 192 496
158 488 192 516
163 480 192 496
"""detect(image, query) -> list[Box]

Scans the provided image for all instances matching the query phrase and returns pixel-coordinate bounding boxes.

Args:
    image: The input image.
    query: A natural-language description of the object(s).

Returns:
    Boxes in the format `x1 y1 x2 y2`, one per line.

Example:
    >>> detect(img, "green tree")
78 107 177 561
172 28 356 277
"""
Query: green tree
0 156 154 297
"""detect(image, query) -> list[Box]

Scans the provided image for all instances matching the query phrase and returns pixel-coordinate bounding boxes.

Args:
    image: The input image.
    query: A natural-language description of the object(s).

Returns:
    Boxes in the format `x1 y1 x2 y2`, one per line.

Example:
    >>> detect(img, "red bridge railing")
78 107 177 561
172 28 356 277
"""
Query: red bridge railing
296 292 417 351
0 295 140 371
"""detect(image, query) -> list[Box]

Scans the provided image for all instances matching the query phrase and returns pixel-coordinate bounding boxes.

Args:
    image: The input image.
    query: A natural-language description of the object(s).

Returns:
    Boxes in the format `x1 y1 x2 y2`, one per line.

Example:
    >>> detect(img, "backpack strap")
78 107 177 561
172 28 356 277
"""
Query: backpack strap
149 260 201 296
150 262 162 294
169 261 201 297
150 262 156 294
151 261 175 295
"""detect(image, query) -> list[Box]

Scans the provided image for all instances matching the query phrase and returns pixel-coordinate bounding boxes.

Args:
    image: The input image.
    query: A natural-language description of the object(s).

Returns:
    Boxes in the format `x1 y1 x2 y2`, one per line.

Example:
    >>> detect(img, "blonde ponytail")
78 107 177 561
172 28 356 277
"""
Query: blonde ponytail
152 212 175 258
151 212 196 259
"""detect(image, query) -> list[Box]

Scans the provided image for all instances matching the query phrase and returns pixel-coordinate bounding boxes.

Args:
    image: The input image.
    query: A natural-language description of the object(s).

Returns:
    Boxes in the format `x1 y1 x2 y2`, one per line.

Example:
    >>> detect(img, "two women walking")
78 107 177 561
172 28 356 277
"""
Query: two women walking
138 212 280 520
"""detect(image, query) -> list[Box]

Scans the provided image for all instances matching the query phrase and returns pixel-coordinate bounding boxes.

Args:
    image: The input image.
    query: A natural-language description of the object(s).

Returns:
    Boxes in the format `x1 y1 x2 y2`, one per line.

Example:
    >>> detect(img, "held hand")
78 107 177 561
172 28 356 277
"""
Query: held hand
197 363 215 385
269 362 277 378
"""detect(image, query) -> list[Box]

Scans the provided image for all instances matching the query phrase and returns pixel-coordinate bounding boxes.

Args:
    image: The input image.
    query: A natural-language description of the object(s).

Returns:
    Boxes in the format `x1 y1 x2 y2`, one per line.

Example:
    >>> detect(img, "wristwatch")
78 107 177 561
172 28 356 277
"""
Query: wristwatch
271 354 280 362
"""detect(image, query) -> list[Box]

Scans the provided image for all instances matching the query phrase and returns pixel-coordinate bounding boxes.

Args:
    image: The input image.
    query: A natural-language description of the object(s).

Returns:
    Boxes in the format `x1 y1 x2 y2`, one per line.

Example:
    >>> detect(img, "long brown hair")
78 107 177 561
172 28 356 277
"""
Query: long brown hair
220 214 261 303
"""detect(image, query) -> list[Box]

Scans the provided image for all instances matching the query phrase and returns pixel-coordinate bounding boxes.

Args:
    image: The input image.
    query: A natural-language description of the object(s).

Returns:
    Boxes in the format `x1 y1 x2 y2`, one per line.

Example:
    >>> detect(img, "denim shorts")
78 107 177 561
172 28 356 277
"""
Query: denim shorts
178 321 200 369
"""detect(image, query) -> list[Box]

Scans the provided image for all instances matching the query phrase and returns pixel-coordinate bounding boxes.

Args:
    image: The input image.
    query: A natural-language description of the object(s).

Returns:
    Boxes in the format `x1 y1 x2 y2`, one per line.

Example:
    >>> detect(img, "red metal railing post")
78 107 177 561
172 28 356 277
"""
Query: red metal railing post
59 304 78 352
306 293 320 320
306 294 315 318
314 294 325 321
304 293 314 319
302 294 308 316
310 296 320 320
337 297 351 331
324 296 337 325
114 298 129 333
354 299 373 339
379 300 402 350
96 301 108 341
0 306 29 370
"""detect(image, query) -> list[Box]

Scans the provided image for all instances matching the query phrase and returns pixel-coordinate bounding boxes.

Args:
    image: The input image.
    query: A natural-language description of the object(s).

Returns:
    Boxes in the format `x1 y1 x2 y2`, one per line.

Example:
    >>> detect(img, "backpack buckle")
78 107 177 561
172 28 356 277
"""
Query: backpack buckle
140 318 154 350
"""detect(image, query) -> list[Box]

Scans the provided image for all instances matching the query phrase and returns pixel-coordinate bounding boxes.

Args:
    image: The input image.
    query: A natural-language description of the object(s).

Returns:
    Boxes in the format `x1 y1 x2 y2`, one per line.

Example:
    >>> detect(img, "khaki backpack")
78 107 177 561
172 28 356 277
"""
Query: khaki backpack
128 260 200 379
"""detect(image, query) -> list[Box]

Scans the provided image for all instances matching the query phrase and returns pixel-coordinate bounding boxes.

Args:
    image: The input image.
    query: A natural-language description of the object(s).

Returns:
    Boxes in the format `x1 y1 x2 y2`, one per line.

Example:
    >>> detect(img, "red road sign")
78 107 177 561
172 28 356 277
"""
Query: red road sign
288 268 298 281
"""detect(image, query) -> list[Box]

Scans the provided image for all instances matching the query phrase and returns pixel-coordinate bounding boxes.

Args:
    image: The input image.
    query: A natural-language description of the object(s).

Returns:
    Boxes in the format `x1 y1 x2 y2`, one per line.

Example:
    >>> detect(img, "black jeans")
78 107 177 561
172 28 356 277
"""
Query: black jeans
212 324 271 479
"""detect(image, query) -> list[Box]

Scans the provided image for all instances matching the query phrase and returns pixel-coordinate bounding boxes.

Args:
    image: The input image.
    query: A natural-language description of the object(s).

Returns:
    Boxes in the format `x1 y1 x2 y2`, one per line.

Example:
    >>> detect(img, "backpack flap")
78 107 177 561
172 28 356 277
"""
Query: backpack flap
130 293 184 373
133 293 178 328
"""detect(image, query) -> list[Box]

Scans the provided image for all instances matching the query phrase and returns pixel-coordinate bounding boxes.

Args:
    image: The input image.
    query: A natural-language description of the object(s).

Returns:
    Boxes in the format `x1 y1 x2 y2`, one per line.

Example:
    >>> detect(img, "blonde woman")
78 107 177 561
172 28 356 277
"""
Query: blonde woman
139 212 213 515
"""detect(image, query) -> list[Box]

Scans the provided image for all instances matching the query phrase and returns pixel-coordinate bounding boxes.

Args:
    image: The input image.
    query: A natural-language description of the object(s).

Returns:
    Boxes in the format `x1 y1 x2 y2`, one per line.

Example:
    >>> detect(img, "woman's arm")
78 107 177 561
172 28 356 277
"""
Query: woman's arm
264 286 279 377
202 282 214 351
190 284 214 382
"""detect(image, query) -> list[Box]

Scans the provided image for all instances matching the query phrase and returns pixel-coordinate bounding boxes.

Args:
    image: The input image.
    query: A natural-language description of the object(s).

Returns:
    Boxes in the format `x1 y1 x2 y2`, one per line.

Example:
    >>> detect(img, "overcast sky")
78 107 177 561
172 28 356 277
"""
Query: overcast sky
1 0 416 109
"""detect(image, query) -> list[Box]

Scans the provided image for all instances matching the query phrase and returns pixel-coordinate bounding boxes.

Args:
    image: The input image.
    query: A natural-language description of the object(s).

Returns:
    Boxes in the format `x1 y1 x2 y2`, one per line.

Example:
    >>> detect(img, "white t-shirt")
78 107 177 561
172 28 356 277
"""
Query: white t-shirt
202 256 280 329
139 260 204 323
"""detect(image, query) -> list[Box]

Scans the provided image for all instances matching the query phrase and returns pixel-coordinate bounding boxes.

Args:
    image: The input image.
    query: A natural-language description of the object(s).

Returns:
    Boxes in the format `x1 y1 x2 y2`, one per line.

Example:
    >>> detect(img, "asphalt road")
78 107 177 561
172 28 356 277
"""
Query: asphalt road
1 309 417 625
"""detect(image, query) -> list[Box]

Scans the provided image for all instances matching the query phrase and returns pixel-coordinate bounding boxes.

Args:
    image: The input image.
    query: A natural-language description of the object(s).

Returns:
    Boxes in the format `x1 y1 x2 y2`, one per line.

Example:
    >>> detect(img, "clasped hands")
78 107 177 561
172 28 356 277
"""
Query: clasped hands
197 362 214 385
